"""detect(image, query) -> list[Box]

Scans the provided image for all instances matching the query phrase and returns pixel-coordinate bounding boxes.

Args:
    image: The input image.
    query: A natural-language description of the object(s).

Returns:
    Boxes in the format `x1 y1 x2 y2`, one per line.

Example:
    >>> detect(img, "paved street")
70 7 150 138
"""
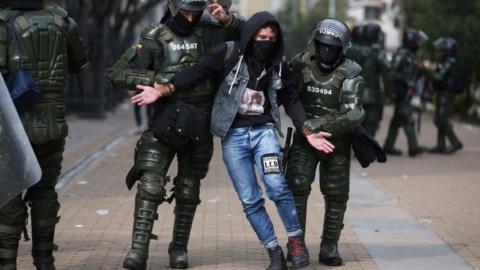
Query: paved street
15 103 480 270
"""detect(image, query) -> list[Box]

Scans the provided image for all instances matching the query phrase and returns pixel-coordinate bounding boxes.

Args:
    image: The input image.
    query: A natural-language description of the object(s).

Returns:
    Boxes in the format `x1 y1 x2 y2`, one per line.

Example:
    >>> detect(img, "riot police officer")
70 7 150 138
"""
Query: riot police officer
428 37 463 154
0 0 89 269
347 23 389 137
383 28 428 157
287 19 365 266
105 1 242 269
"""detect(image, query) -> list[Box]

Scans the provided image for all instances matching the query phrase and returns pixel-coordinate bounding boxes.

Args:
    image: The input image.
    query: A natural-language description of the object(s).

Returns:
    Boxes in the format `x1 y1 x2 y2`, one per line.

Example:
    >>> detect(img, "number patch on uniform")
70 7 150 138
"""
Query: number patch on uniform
170 43 198 51
306 86 332 95
261 154 281 175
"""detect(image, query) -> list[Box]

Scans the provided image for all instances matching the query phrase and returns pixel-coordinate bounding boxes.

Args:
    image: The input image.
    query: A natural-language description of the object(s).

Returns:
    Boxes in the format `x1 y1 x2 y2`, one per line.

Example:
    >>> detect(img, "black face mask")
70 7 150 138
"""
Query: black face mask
168 11 202 36
252 40 276 63
315 42 343 73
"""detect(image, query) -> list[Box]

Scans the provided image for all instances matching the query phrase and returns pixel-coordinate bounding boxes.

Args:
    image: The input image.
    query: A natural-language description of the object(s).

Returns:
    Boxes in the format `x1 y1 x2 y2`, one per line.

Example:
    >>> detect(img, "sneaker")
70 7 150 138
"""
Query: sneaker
288 236 310 268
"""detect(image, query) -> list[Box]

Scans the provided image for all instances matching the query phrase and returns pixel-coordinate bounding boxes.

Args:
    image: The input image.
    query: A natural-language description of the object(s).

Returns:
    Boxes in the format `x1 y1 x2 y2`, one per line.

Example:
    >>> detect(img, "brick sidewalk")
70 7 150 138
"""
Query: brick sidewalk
364 106 480 269
15 105 480 269
17 136 376 270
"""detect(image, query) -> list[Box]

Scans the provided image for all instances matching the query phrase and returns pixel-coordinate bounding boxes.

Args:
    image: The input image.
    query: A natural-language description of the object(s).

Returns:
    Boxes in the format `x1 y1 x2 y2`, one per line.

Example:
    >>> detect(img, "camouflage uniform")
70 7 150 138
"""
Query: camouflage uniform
0 3 89 269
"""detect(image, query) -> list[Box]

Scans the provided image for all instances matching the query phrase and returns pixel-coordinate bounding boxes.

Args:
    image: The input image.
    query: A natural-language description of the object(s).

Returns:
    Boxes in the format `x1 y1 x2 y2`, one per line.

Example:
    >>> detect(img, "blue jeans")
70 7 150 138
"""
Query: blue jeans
222 124 302 248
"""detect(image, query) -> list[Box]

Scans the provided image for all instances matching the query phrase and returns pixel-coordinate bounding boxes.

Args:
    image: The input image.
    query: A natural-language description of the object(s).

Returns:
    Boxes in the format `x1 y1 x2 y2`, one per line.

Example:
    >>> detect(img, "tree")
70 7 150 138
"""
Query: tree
64 0 165 117
277 0 348 58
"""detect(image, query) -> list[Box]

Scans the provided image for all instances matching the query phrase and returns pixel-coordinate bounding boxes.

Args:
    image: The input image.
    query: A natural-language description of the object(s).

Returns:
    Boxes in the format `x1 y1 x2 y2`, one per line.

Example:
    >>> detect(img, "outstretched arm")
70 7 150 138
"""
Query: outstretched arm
131 43 228 104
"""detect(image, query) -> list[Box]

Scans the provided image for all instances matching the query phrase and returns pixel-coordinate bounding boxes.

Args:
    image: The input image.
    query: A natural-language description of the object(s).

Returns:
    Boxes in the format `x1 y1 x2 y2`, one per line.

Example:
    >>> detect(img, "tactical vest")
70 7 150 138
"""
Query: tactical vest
153 25 213 107
2 8 73 144
298 58 361 119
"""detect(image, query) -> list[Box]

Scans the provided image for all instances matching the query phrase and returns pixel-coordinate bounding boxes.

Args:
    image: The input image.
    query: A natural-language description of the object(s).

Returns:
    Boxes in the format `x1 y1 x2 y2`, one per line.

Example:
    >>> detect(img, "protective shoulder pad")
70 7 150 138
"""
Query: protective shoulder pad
290 52 313 72
336 59 362 79
0 10 16 23
141 23 164 41
45 5 68 18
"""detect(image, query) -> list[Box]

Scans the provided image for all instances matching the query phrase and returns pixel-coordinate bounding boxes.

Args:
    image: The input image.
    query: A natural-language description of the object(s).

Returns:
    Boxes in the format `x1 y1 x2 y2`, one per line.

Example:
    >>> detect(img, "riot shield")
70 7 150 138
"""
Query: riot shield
0 73 42 208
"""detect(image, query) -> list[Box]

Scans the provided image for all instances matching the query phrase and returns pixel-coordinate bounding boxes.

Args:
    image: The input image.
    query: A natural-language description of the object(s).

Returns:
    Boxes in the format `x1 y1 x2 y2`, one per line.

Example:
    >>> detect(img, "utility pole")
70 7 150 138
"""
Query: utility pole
329 0 336 18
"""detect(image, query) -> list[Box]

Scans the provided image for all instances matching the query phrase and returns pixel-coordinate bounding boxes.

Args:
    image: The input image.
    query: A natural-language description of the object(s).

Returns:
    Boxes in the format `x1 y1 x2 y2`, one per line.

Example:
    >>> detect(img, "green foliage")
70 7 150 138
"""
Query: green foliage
277 0 348 58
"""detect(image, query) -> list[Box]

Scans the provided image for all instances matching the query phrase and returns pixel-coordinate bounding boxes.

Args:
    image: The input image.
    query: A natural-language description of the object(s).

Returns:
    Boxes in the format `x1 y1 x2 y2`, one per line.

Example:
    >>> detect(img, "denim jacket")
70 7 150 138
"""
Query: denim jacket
210 55 284 138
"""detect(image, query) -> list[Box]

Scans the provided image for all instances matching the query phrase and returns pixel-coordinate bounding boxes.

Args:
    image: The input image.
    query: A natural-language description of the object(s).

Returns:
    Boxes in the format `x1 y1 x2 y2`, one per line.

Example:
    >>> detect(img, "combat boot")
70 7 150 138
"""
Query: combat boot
31 217 60 270
287 235 309 268
319 239 342 266
0 225 22 270
319 195 347 267
123 199 159 270
383 147 402 156
266 246 287 270
408 146 427 157
169 203 197 269
32 251 55 270
429 132 446 154
428 147 446 154
445 143 463 154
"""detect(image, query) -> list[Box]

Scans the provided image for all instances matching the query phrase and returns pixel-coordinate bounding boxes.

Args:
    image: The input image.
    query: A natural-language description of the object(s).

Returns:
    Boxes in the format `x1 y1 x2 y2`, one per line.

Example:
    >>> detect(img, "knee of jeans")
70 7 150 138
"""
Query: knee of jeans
241 196 265 215
265 182 292 202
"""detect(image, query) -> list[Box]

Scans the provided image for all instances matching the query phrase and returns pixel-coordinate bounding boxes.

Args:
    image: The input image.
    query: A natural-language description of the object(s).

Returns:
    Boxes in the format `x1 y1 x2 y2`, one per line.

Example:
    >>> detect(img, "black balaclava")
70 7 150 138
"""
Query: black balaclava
166 10 203 37
252 40 276 63
315 41 343 73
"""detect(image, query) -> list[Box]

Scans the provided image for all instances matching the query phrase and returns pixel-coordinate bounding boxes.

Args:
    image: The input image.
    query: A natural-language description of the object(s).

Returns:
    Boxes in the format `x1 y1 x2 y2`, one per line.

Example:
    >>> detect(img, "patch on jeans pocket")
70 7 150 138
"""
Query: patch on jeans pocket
261 154 281 175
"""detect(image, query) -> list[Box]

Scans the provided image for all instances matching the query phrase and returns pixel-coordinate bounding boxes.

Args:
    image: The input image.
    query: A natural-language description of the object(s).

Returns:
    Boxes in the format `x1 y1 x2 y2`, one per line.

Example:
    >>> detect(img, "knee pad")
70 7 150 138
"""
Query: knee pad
174 177 201 205
287 175 311 197
138 172 167 203
135 132 171 173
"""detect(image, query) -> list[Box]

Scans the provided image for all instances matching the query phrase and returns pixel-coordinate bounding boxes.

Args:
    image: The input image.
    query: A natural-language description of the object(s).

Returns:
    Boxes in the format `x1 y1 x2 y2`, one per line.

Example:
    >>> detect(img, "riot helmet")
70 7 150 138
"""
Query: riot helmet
310 18 351 54
310 18 351 73
402 28 429 52
9 0 43 10
168 0 208 16
433 37 457 57
351 24 365 45
364 22 382 45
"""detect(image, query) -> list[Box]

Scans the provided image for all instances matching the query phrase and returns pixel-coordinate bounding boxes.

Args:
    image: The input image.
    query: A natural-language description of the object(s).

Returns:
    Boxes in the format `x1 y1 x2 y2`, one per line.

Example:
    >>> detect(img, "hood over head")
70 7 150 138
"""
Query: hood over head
240 11 285 67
